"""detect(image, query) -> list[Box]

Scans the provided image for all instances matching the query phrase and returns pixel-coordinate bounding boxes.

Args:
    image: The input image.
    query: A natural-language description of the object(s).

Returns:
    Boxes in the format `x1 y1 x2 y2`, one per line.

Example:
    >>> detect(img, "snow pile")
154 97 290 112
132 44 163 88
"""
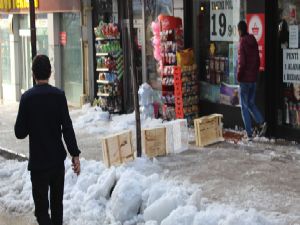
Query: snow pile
72 106 163 136
0 159 33 214
0 157 282 225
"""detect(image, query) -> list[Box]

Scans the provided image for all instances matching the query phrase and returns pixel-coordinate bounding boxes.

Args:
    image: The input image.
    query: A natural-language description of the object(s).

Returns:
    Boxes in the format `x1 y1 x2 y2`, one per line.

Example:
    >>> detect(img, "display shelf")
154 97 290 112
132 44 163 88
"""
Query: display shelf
94 21 124 114
96 68 110 72
97 80 114 84
97 92 111 97
96 51 122 57
96 53 109 56
95 37 120 41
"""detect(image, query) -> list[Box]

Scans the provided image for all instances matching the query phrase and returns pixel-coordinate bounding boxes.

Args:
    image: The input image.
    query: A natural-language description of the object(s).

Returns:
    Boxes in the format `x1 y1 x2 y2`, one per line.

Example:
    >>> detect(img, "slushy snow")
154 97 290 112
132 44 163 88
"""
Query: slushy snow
0 157 283 225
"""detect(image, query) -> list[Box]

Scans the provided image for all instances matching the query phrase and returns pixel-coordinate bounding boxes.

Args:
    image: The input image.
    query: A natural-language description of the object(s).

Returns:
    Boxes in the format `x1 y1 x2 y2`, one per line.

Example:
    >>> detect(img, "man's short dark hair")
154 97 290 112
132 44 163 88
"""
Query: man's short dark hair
238 20 248 36
32 55 51 80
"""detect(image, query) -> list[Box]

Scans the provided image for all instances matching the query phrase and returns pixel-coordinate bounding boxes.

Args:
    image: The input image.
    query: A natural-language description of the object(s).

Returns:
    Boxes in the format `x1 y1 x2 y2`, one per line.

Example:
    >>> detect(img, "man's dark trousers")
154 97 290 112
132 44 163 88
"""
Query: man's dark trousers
30 165 65 225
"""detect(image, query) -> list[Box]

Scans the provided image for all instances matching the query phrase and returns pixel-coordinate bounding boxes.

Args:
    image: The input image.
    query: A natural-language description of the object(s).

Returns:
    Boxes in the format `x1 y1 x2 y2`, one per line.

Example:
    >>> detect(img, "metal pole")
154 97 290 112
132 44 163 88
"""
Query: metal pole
127 0 142 157
29 0 37 85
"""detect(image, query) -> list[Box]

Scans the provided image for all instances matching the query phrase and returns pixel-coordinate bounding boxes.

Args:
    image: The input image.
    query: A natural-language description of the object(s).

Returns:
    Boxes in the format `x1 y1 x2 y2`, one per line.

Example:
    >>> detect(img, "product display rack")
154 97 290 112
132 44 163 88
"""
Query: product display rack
94 21 124 113
154 15 184 121
174 65 200 126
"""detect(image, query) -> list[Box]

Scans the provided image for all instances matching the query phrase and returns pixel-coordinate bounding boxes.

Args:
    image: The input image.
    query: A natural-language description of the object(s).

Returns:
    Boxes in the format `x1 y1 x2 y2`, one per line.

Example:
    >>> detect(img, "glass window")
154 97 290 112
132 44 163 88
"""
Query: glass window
60 13 83 104
19 14 29 29
0 14 11 85
36 14 48 55
193 0 246 107
278 0 300 128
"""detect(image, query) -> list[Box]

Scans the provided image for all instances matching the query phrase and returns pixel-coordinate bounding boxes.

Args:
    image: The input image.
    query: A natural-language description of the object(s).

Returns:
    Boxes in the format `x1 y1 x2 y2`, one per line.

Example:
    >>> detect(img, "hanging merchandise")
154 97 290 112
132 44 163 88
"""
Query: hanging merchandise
152 15 184 121
152 15 199 125
94 21 124 113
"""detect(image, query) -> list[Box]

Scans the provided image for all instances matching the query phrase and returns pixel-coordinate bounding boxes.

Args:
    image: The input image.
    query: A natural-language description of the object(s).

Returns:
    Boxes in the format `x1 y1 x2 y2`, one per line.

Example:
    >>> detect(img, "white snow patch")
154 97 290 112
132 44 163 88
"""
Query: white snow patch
0 157 285 225
161 205 198 225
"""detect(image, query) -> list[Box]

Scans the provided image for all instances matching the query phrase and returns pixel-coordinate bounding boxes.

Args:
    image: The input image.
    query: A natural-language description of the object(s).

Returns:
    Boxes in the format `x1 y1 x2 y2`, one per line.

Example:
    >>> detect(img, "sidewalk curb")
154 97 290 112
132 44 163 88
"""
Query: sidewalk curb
0 146 27 161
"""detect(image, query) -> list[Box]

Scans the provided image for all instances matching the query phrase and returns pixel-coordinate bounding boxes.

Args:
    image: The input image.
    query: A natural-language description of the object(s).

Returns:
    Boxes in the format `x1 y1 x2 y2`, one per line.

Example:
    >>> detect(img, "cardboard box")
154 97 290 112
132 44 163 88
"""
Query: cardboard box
194 114 224 147
163 119 189 154
101 130 134 167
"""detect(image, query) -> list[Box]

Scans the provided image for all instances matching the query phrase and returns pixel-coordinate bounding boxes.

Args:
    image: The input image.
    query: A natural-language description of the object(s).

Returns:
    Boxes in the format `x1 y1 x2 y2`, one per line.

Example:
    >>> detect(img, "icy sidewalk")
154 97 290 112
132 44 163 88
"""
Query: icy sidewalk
0 156 296 225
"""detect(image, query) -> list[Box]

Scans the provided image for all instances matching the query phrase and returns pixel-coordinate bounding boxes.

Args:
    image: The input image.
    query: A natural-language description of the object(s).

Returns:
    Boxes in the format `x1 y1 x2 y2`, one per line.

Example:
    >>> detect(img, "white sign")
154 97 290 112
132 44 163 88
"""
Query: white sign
210 0 240 42
283 49 300 83
289 25 299 48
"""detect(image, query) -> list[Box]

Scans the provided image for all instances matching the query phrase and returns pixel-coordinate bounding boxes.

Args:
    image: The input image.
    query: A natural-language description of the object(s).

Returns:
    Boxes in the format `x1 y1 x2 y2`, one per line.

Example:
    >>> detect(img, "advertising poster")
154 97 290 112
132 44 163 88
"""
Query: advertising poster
289 25 299 48
282 48 300 127
283 49 300 83
210 0 240 42
220 82 240 106
247 13 265 71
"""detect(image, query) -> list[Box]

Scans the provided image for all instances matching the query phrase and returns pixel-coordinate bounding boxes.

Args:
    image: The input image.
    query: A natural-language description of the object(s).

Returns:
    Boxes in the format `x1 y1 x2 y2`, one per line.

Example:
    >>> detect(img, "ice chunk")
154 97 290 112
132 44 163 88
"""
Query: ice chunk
110 171 144 222
143 188 187 223
161 205 198 225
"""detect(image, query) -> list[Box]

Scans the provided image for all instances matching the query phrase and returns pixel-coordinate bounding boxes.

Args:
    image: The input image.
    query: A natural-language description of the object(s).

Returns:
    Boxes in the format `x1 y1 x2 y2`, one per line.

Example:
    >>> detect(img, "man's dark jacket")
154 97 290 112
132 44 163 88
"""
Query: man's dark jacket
15 84 81 171
237 33 260 83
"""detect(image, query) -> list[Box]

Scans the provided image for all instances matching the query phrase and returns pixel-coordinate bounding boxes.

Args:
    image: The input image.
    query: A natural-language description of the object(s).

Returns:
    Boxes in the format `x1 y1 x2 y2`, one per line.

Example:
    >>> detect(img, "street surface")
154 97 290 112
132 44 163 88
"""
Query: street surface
0 103 299 224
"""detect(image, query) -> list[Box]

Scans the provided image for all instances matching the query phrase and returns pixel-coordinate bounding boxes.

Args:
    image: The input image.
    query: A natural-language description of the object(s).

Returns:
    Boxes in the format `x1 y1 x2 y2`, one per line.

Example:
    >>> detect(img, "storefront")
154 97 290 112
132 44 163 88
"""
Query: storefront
274 0 300 140
184 0 300 140
0 0 85 105
91 0 183 113
186 0 267 129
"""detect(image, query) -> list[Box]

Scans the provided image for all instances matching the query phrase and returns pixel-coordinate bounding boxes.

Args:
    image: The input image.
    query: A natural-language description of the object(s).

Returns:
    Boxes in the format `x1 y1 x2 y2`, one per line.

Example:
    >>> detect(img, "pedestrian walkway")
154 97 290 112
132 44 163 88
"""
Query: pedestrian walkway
0 103 101 161
0 102 300 224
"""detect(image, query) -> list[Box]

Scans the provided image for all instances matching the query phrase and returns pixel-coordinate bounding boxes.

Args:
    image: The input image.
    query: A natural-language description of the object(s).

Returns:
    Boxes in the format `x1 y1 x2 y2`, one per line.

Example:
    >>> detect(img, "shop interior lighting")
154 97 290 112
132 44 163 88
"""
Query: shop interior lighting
200 6 205 11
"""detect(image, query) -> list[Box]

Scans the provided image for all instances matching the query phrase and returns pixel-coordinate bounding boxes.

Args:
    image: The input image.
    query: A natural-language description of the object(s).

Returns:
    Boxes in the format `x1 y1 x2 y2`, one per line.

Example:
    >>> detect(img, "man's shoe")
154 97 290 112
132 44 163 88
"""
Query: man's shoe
247 136 253 142
258 122 267 137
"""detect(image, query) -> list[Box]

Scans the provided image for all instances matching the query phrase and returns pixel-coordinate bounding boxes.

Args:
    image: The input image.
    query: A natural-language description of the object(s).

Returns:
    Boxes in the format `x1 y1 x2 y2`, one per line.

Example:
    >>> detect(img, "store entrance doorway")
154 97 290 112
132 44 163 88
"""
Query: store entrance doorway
19 29 32 94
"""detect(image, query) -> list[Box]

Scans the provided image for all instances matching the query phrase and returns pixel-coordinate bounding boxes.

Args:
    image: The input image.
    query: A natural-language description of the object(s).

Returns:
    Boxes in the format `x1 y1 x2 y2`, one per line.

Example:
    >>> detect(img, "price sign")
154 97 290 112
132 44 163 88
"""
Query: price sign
210 0 240 42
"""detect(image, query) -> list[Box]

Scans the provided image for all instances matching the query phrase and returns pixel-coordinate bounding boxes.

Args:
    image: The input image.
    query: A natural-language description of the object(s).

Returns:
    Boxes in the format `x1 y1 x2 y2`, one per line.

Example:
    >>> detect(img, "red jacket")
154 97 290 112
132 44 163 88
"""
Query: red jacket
237 34 260 83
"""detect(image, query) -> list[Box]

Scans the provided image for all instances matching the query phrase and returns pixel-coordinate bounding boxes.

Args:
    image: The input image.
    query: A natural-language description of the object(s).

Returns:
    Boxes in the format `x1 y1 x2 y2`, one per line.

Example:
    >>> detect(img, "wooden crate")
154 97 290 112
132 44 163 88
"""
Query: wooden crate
194 114 224 147
142 127 167 158
101 130 134 167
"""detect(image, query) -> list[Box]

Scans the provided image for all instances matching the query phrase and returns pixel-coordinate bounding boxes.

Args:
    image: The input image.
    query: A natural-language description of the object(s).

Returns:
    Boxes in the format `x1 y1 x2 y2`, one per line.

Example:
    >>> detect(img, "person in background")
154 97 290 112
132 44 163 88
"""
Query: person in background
14 55 81 225
237 20 267 141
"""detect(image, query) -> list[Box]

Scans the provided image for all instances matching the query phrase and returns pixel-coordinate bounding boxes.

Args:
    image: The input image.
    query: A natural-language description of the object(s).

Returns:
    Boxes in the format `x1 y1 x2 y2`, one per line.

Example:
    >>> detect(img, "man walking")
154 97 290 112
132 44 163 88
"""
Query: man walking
237 20 267 140
15 55 81 225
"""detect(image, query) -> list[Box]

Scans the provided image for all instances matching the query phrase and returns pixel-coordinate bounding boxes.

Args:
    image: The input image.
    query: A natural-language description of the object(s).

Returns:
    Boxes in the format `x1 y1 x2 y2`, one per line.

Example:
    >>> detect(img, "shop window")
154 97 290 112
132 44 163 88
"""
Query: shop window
0 15 11 85
60 13 83 104
193 0 247 107
36 14 48 55
278 0 300 128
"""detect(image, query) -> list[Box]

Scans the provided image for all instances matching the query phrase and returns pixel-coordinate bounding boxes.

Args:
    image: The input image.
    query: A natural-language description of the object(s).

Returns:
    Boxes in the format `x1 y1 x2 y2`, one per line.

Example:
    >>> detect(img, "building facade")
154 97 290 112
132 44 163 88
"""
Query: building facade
0 0 94 106
1 0 299 141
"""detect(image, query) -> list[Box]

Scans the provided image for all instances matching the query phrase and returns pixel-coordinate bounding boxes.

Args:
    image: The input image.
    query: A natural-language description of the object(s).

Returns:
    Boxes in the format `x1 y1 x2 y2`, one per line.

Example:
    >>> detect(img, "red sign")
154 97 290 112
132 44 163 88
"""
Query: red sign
60 31 67 46
247 14 265 71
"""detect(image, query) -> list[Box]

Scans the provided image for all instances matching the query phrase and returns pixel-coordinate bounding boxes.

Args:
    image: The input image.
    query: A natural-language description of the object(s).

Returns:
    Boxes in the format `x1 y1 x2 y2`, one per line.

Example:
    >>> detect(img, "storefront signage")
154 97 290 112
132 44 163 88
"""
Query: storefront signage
210 0 240 42
289 25 299 49
0 0 38 10
283 49 300 83
247 13 265 71
60 32 67 46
